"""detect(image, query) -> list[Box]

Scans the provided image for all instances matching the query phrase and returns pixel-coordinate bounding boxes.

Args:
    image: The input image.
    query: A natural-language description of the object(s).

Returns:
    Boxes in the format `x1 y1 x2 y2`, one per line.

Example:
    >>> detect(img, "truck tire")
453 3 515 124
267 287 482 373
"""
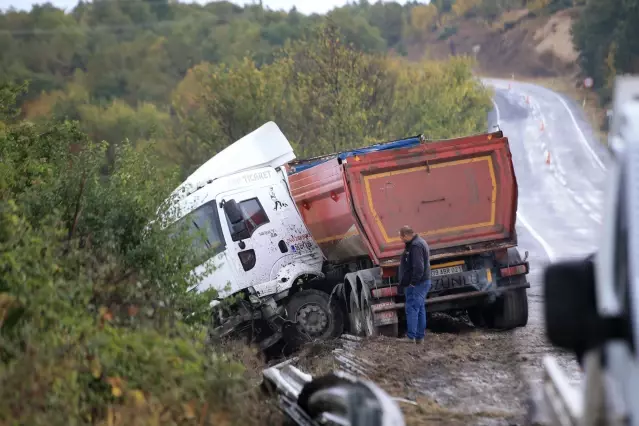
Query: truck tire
491 248 529 329
348 291 364 336
492 287 529 329
287 289 344 341
470 247 529 330
473 285 528 330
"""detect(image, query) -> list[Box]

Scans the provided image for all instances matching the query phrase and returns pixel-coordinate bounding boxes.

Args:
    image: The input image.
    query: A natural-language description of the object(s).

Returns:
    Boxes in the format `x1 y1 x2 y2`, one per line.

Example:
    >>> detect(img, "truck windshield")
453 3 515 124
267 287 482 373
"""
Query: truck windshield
171 200 226 260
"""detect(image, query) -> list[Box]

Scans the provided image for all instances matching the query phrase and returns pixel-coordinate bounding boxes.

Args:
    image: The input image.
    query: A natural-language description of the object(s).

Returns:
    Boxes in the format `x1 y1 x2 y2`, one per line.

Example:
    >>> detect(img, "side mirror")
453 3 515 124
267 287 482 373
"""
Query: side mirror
222 199 250 241
543 255 609 365
223 199 243 224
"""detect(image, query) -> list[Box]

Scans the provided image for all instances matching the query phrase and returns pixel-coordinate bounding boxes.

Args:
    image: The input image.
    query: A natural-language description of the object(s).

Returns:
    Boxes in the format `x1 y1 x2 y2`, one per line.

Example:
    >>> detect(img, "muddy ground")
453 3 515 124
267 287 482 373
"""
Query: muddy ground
251 254 583 426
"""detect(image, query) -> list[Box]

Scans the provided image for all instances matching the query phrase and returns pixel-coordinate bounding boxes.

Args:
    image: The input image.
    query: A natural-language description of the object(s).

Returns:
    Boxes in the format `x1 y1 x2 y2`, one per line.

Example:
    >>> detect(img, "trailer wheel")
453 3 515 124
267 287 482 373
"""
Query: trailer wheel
287 289 344 341
348 291 364 336
472 248 529 330
493 287 529 329
476 285 528 330
467 307 488 328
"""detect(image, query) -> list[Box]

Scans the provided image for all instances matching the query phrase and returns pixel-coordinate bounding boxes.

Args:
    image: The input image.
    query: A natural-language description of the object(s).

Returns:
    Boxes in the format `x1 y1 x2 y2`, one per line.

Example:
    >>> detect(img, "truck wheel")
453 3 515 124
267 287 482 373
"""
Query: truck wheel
486 287 529 330
468 307 488 328
348 291 364 336
287 289 344 341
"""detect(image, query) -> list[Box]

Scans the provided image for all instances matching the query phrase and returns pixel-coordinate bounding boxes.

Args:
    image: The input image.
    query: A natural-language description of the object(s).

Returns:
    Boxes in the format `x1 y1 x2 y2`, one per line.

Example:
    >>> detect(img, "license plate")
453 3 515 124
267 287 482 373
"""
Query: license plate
374 310 398 326
431 265 464 277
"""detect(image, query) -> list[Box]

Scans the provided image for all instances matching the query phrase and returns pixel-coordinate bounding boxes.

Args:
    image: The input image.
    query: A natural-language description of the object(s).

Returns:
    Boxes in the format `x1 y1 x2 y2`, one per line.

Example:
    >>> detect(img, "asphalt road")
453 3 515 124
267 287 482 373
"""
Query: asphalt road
485 78 610 259
485 78 611 416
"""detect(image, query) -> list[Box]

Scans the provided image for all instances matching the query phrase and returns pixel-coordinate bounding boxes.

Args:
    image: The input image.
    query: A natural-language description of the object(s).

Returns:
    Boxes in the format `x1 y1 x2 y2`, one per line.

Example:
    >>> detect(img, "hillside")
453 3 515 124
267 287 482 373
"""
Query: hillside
408 7 581 80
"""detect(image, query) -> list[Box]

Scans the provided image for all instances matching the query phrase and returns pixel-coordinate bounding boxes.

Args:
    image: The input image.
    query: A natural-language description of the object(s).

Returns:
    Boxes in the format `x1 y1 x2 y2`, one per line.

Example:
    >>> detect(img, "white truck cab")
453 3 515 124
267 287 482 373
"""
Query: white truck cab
172 164 323 299
163 123 335 349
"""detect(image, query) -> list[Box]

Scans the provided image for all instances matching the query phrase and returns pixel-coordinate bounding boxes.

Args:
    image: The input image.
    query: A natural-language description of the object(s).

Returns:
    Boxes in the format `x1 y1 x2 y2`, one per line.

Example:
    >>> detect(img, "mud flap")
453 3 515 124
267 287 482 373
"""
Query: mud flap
372 303 399 327
361 280 399 337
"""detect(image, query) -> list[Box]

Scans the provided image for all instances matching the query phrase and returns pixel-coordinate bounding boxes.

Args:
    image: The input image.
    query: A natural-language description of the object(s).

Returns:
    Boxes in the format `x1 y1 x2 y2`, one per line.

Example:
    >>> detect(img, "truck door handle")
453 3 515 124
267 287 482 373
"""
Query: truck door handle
278 240 288 253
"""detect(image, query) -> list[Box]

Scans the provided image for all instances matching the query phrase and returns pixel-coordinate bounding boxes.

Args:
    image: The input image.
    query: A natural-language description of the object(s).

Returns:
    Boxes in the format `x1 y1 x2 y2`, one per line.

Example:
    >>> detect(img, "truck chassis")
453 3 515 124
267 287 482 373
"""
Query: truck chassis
209 246 530 351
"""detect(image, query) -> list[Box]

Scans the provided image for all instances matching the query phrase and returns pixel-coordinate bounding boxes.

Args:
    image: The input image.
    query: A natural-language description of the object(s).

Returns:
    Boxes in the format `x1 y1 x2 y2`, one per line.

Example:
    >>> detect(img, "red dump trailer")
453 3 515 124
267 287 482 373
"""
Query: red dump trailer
288 130 530 336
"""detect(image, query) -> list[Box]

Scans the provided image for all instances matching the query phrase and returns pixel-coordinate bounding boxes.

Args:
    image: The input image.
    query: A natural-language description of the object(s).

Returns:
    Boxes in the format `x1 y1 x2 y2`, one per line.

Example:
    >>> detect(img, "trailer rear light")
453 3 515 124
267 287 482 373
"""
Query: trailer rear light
371 286 398 298
238 249 256 271
500 263 529 277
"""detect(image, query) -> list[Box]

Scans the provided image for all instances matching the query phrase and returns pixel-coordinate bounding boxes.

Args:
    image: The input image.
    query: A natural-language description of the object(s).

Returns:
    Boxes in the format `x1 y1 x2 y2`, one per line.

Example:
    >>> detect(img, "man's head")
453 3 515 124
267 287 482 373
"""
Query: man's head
399 225 415 243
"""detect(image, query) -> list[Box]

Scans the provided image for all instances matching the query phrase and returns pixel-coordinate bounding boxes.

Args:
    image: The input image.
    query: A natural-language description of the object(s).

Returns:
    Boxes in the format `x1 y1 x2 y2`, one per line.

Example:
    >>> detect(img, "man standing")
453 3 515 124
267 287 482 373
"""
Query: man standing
398 225 431 344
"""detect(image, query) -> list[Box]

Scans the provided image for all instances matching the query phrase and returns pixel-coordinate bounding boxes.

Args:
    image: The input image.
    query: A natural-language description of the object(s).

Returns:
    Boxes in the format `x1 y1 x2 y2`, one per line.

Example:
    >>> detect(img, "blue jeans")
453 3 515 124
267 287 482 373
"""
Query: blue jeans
405 280 431 340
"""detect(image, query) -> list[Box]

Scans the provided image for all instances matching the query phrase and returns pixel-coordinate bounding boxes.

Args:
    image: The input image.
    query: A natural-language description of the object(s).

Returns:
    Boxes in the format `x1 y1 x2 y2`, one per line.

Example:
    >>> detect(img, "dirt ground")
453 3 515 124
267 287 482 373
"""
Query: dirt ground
261 318 578 425
408 8 581 81
245 260 583 426
287 318 533 426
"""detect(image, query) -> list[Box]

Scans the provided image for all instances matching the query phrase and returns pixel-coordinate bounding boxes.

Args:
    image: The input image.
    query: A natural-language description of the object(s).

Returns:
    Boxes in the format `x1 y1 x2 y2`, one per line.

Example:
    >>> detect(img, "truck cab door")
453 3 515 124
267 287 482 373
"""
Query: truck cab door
218 189 283 288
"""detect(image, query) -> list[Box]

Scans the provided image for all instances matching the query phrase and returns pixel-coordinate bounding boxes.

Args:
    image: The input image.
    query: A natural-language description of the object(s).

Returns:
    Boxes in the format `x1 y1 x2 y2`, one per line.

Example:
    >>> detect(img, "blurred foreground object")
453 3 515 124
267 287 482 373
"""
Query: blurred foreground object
540 76 639 426
262 358 405 426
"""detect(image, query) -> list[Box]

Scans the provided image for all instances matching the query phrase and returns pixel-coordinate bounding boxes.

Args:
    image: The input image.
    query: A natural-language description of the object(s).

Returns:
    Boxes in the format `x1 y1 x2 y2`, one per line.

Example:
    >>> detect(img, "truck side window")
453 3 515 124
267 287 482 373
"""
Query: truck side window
171 200 226 261
225 197 270 241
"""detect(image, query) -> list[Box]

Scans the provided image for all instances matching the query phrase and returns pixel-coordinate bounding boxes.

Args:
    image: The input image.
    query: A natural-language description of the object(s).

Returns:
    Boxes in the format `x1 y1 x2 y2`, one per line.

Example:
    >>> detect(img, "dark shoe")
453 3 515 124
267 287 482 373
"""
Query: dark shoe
399 337 416 344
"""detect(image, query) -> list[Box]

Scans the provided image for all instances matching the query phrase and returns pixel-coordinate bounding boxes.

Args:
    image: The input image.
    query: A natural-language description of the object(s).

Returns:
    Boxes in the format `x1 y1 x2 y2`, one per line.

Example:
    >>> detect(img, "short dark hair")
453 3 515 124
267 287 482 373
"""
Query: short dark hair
399 225 414 237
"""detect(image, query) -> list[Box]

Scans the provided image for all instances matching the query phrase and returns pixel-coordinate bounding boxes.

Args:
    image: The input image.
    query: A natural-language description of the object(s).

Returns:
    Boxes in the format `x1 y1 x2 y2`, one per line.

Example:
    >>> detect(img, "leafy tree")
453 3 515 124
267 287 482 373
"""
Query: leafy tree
0 82 265 425
367 1 406 47
171 57 285 156
326 8 388 53
572 0 639 102
452 0 482 18
407 4 439 42
169 23 492 166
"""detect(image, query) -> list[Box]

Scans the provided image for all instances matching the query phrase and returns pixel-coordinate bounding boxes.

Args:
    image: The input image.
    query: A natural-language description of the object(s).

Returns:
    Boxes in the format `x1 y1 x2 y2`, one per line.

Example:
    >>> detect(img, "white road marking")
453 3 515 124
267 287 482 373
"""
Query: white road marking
517 212 556 262
545 89 607 171
496 85 603 225
491 99 501 124
493 94 557 262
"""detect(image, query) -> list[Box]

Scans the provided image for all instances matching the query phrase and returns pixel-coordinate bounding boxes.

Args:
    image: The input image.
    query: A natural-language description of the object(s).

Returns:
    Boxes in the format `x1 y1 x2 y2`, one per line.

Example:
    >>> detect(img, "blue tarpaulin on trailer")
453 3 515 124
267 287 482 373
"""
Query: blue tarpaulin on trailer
289 136 423 174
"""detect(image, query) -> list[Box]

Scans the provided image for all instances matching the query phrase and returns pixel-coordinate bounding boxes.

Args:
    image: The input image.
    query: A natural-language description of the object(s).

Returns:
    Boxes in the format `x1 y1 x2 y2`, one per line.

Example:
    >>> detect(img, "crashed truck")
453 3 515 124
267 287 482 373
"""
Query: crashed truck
164 122 531 350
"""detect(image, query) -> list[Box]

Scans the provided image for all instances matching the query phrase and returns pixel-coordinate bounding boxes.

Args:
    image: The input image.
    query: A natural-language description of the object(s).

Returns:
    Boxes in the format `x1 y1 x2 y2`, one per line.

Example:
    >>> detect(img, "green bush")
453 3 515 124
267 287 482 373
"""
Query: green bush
0 82 248 425
169 23 491 164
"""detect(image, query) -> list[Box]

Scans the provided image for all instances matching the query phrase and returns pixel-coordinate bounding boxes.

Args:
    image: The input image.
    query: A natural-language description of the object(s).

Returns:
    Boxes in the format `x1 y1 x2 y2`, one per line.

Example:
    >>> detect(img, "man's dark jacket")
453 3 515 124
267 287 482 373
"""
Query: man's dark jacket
398 235 431 287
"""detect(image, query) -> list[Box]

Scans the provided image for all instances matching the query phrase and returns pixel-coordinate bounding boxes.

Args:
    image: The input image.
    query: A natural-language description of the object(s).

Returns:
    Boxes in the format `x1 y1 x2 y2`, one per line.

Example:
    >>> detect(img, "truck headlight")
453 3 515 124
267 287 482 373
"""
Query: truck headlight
249 295 261 305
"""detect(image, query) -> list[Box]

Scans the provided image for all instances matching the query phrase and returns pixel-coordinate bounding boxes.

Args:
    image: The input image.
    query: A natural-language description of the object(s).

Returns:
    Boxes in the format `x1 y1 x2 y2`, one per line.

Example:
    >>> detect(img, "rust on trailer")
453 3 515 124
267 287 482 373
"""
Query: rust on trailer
343 132 518 265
